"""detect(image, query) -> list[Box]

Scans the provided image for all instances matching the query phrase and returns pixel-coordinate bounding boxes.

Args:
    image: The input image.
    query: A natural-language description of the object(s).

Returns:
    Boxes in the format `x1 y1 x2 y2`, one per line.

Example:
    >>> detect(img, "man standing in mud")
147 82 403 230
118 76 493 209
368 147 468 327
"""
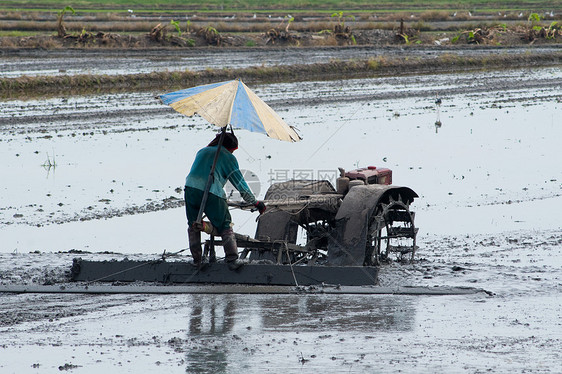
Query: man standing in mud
184 132 266 269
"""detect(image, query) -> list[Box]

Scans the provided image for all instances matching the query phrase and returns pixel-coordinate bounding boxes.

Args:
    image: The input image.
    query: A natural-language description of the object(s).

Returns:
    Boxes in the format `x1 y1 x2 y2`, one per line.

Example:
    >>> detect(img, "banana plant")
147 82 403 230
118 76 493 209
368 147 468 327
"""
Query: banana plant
331 11 355 29
545 21 559 39
170 19 182 37
56 5 75 37
528 12 542 31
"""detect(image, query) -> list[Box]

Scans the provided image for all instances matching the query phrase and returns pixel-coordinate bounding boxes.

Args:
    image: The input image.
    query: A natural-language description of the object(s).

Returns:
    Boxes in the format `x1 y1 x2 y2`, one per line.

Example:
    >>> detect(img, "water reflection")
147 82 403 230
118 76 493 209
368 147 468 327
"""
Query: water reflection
258 295 415 332
183 294 416 372
41 154 56 178
185 294 415 335
434 97 443 133
185 346 228 374
188 297 237 335
185 296 239 373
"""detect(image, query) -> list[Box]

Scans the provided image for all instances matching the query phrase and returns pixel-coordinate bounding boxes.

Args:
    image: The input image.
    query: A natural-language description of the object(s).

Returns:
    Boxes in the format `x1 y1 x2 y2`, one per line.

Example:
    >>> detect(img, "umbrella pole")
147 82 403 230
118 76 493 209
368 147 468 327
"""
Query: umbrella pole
195 128 226 225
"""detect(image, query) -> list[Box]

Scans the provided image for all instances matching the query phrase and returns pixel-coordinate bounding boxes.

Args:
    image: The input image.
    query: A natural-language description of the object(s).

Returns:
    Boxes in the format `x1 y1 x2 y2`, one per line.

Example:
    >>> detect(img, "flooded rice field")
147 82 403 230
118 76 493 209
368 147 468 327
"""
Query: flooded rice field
0 64 561 372
1 45 561 77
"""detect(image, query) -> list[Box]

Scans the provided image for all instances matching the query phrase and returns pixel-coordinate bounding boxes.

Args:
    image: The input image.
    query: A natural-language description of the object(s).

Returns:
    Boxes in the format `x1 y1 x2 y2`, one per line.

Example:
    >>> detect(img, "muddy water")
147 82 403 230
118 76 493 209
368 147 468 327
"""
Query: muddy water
1 67 560 240
0 65 561 372
0 225 560 373
1 46 561 77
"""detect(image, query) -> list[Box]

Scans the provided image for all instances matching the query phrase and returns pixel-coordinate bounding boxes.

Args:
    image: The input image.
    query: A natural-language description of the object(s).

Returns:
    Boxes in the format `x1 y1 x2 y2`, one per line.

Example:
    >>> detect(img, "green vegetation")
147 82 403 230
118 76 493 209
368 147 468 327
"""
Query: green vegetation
528 12 543 31
0 31 37 36
284 15 295 31
56 5 75 37
528 12 541 23
170 19 181 36
0 0 560 48
331 11 355 28
546 22 559 39
0 0 561 12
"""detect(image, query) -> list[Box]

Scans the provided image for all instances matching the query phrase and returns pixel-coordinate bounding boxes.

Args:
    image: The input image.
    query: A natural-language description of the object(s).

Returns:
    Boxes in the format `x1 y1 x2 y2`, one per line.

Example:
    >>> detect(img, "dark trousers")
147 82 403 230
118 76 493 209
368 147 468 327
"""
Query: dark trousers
184 186 231 233
184 186 238 263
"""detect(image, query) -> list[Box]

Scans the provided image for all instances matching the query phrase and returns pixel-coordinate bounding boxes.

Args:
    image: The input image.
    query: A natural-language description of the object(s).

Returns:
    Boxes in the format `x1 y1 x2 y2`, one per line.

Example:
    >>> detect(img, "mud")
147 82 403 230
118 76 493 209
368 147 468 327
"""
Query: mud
0 228 560 373
2 45 561 78
1 67 560 230
0 50 561 372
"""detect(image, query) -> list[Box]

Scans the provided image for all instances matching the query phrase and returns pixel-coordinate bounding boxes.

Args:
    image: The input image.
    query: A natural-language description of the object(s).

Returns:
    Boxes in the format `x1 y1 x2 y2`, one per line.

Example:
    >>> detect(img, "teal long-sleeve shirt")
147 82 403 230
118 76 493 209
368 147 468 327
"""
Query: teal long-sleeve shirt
185 146 257 204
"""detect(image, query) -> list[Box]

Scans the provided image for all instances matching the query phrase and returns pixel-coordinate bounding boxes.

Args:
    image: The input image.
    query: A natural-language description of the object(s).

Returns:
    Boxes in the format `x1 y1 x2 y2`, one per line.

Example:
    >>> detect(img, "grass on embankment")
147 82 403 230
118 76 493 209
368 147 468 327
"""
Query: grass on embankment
1 51 561 99
1 0 560 12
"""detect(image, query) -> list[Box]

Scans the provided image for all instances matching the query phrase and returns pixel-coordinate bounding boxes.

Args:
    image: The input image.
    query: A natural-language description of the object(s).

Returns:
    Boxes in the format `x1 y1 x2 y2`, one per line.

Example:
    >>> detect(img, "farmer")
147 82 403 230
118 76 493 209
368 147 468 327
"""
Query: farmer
184 132 266 269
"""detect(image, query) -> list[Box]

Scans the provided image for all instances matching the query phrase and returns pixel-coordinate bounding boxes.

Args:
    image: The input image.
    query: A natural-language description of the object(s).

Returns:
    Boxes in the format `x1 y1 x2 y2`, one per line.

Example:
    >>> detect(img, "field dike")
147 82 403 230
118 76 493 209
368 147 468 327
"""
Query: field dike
2 50 561 98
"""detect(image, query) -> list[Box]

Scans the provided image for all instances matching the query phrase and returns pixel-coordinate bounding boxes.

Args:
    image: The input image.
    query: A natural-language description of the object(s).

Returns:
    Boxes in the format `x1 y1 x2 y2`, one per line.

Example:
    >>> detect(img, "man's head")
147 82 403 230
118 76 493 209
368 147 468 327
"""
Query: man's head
208 132 238 152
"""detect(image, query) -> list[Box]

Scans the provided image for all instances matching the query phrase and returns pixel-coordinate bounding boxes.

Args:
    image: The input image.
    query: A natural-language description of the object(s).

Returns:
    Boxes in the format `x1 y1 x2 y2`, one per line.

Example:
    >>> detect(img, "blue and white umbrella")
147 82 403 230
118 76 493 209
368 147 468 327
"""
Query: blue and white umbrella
160 78 300 142
160 79 300 223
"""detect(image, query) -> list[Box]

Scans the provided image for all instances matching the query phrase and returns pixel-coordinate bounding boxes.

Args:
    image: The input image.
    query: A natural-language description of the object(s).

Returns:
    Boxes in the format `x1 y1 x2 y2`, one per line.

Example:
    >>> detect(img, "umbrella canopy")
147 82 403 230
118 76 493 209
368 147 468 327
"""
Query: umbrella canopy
160 79 300 142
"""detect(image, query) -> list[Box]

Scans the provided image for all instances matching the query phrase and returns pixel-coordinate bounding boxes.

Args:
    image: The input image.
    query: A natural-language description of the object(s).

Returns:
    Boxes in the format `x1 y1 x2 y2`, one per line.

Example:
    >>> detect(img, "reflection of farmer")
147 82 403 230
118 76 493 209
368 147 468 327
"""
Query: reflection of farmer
184 132 266 268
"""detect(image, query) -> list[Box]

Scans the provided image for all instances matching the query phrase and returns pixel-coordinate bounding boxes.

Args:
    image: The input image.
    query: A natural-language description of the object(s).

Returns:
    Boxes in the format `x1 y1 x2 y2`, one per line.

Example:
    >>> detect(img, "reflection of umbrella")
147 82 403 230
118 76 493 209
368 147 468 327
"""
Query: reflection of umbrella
160 78 300 224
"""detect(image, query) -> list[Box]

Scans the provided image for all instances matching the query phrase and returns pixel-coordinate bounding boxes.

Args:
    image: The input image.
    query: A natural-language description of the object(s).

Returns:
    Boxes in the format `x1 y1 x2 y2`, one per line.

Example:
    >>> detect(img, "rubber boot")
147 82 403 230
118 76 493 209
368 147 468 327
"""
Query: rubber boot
188 226 202 266
221 228 243 270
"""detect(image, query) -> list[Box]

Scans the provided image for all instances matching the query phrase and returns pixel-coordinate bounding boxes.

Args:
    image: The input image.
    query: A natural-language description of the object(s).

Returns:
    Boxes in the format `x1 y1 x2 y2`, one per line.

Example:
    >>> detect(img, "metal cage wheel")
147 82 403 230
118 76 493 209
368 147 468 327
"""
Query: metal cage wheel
365 194 417 265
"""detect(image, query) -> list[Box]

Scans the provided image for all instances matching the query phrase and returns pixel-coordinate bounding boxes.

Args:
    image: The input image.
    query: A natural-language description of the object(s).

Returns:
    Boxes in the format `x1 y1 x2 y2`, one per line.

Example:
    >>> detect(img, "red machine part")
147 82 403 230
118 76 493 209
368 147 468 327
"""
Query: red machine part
345 166 392 185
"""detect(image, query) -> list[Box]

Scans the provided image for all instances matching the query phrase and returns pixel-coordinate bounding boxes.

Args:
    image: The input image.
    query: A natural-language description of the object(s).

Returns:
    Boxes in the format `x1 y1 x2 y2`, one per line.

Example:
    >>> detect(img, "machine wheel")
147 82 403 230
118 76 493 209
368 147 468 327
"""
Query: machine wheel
365 194 418 265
